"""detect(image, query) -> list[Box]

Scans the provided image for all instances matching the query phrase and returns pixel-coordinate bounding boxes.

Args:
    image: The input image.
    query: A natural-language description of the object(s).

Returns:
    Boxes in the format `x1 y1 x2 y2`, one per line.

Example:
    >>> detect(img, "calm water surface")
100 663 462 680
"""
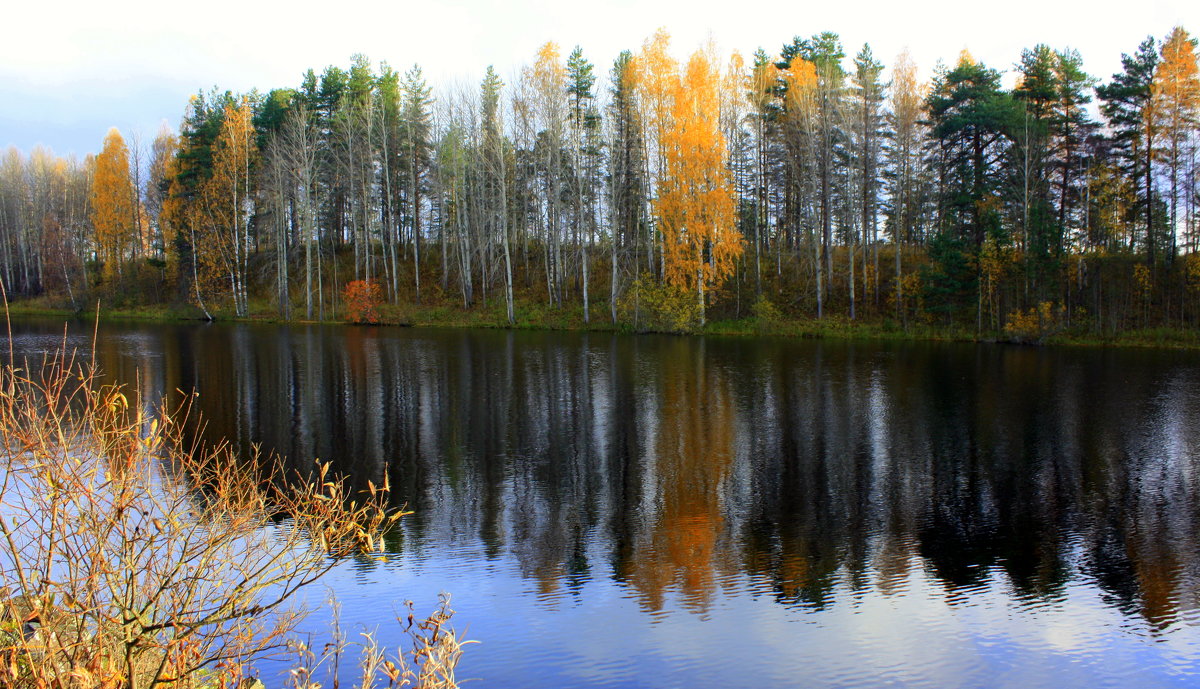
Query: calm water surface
8 319 1200 688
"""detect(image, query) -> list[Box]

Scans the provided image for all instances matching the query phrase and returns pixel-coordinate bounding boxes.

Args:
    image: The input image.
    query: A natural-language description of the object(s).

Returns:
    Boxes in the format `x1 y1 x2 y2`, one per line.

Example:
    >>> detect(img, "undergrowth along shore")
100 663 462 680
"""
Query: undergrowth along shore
0 313 471 688
8 295 1200 351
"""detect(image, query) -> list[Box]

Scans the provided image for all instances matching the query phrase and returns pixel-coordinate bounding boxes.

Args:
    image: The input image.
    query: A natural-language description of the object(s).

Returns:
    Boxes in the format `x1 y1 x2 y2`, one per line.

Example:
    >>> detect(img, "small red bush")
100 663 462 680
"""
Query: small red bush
343 280 383 324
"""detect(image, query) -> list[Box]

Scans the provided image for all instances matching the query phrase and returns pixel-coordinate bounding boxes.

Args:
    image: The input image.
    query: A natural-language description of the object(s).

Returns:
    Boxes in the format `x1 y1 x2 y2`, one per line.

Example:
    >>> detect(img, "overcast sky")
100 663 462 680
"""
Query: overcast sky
2 0 1196 158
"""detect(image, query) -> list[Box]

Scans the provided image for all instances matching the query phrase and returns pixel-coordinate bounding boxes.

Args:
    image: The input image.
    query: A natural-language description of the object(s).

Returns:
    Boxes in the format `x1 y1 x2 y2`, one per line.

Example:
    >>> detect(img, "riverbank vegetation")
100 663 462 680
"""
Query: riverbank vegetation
0 325 469 687
2 28 1199 346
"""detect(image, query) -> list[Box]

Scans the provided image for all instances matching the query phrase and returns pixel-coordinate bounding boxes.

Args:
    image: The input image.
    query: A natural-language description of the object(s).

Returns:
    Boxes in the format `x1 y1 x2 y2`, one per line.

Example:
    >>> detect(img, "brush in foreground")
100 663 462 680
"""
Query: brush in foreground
0 338 468 688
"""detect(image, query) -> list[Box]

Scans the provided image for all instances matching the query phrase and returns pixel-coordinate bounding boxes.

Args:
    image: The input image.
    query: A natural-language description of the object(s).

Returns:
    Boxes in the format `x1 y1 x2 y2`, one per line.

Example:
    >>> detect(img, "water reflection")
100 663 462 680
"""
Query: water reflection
76 325 1200 625
9 320 1200 685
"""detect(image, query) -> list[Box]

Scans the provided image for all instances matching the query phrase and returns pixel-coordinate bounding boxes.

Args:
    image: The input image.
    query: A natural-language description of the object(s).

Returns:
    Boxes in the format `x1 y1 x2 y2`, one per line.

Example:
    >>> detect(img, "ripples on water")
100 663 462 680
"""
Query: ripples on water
7 320 1200 688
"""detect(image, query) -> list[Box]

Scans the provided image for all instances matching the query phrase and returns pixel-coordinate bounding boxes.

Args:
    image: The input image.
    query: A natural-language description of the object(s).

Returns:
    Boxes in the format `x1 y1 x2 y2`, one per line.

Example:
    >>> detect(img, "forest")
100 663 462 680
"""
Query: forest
1 27 1199 342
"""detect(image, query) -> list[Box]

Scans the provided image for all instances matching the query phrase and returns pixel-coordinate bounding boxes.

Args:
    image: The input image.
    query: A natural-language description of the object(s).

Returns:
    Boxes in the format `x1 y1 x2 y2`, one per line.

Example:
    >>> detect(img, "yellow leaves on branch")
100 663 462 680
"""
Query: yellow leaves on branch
749 58 779 113
1004 301 1067 343
525 41 568 135
1152 27 1200 129
782 59 819 127
530 41 566 94
1150 27 1200 174
637 29 677 163
638 34 742 295
196 98 258 305
891 49 927 125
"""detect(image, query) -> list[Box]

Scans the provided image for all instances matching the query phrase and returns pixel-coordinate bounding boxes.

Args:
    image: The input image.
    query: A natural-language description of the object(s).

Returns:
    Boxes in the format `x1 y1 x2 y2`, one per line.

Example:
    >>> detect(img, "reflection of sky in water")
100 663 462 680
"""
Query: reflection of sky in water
280 532 1199 689
6 319 1200 688
7 330 160 360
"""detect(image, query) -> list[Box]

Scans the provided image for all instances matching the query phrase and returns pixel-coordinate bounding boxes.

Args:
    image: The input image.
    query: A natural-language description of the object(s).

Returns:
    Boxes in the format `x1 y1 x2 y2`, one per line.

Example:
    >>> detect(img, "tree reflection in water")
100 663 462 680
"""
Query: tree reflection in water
61 321 1200 633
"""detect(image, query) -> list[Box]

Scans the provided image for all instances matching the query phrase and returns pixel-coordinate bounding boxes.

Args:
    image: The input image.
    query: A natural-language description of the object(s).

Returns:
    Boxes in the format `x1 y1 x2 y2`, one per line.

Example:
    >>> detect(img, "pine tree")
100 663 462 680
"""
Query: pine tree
567 46 601 323
376 62 403 302
400 65 434 304
1013 45 1062 282
926 52 1019 322
608 50 647 322
1050 49 1095 242
480 65 515 324
747 49 779 296
782 33 846 290
849 43 886 314
1098 37 1160 262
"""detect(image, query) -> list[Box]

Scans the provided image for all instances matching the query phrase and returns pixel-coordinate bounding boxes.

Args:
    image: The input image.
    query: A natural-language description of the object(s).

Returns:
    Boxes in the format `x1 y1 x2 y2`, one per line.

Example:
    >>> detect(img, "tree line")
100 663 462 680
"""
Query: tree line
2 27 1199 335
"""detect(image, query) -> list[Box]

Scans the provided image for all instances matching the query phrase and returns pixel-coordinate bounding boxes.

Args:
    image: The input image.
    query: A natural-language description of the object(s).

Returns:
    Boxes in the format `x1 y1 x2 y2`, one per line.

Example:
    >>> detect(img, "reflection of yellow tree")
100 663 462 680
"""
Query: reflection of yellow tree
874 537 915 597
1131 522 1183 630
623 340 736 613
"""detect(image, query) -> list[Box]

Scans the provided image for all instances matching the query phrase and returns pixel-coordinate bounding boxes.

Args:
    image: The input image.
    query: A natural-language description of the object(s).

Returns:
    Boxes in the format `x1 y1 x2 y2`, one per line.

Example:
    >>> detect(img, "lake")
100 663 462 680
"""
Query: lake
7 319 1200 687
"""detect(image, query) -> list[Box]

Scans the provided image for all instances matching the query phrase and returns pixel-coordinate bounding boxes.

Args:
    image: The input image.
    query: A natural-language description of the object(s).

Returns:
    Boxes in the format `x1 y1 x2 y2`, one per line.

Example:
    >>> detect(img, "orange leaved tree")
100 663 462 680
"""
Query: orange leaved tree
197 99 258 318
647 45 742 325
1151 27 1200 248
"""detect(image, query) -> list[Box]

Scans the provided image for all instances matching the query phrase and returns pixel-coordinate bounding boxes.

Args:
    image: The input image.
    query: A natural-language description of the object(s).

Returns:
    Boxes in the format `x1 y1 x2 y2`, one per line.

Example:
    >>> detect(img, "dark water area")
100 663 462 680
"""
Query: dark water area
7 319 1200 687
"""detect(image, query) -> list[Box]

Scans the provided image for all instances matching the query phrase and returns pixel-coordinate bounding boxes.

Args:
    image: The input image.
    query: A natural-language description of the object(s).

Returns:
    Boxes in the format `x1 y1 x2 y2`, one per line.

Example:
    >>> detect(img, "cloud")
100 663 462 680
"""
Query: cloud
3 0 1196 155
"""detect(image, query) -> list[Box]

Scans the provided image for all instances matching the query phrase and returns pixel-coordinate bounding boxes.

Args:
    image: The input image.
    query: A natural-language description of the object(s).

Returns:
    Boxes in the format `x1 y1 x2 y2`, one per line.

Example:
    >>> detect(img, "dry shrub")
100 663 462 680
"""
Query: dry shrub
0 321 468 688
284 594 472 689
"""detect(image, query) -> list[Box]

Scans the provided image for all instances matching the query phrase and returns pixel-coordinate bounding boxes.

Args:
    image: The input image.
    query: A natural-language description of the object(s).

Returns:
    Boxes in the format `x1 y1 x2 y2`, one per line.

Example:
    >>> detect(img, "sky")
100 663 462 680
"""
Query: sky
2 0 1197 158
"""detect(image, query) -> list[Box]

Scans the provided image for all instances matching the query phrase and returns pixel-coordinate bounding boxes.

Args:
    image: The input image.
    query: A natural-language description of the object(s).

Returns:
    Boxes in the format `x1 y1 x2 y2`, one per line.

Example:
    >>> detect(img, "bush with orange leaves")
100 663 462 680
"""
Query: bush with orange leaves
343 280 384 324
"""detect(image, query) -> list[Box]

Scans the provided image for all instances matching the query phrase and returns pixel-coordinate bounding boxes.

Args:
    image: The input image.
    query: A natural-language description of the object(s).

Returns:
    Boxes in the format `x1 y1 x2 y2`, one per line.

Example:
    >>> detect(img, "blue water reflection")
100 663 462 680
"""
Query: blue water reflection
7 319 1200 687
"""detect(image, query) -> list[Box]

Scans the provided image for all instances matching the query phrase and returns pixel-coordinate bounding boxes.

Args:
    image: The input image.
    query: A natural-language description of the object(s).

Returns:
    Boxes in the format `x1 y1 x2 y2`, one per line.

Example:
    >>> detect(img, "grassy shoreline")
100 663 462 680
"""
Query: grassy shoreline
8 297 1200 351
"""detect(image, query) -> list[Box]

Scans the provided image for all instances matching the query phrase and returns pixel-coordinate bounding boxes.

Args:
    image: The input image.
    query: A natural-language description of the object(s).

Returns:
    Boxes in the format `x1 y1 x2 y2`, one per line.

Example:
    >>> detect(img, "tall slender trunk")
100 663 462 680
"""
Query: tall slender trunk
1146 120 1156 268
814 224 824 320
317 229 325 321
610 230 618 324
190 222 212 321
500 157 514 325
305 207 313 320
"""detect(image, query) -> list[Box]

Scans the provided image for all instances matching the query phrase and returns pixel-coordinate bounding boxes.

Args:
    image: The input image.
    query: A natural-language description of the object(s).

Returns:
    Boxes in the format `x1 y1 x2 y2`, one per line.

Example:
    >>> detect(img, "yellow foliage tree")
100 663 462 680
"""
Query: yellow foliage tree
146 127 179 260
1151 27 1200 250
90 128 136 282
198 99 257 317
782 59 820 132
646 47 741 325
636 29 676 175
525 42 568 307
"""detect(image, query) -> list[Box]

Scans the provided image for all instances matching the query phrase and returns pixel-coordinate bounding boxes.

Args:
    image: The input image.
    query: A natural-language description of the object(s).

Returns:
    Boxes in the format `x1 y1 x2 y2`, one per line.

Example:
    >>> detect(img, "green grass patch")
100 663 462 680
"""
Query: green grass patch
10 294 1200 351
